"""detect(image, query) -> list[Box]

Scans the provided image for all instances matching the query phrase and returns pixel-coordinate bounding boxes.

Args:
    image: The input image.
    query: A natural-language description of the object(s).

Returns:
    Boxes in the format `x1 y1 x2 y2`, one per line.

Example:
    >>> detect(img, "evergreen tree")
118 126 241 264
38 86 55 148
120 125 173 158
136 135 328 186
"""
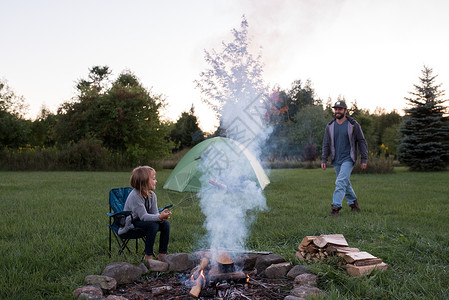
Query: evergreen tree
170 105 205 151
398 66 449 171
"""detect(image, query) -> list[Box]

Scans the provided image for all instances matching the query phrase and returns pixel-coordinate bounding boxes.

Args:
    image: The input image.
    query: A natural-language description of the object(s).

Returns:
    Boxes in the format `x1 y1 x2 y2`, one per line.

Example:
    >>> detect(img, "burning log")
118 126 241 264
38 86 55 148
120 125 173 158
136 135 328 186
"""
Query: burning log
189 257 209 297
188 252 250 297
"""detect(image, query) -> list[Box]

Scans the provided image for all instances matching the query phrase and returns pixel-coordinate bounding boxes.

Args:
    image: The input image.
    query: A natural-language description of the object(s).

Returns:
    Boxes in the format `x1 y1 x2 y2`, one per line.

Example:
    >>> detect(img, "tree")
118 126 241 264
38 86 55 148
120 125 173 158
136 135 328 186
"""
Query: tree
195 16 268 154
290 105 329 160
76 65 111 93
263 81 324 160
287 79 319 120
348 100 376 154
55 68 173 162
398 66 449 171
170 105 204 151
372 109 402 157
30 106 57 147
0 79 31 148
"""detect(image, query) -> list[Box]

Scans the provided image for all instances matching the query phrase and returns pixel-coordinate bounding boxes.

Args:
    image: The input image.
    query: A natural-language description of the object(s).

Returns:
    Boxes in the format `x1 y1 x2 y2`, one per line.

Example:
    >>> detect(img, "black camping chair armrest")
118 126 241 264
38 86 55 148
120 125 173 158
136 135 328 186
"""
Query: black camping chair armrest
108 211 132 228
107 211 132 218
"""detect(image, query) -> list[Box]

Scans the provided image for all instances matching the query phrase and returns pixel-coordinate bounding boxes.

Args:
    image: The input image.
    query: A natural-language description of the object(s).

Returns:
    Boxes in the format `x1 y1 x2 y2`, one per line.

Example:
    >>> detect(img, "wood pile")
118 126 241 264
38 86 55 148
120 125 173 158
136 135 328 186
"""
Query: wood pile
296 234 387 277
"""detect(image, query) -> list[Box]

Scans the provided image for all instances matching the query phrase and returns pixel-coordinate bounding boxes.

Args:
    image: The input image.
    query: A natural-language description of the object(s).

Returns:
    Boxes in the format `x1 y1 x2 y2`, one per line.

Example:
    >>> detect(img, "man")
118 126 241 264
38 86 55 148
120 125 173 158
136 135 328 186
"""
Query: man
321 101 368 216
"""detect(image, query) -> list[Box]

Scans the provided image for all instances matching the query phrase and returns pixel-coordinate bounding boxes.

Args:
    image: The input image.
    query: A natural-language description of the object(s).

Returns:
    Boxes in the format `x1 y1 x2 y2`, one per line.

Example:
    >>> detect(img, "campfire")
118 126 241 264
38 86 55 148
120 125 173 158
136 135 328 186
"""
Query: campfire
187 251 249 298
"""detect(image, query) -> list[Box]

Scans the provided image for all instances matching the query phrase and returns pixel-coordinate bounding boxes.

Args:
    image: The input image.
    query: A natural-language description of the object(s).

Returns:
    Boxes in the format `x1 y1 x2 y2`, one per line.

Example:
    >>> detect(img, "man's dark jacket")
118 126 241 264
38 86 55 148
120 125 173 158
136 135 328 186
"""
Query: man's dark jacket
321 116 368 165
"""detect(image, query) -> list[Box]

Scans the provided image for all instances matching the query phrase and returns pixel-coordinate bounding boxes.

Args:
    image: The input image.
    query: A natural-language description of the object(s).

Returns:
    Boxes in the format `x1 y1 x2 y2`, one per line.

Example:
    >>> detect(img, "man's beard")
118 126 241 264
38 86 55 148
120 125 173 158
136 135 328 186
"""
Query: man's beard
335 112 345 119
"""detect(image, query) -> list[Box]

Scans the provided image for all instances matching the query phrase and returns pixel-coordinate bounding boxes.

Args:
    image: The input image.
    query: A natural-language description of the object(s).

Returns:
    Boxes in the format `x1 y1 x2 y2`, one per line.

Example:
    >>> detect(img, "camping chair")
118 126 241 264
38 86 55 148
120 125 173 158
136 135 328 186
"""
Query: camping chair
108 187 146 259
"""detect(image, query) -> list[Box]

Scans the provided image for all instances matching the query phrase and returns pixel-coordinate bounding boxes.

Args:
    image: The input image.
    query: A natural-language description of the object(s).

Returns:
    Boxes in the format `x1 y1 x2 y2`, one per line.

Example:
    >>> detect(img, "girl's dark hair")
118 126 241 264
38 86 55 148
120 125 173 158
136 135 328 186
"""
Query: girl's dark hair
130 166 155 197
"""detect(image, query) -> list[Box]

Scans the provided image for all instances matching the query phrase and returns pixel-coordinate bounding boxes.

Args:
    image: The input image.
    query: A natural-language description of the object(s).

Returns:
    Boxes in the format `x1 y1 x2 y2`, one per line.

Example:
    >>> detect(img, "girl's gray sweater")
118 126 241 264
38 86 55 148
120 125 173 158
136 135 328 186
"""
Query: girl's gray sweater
118 189 160 235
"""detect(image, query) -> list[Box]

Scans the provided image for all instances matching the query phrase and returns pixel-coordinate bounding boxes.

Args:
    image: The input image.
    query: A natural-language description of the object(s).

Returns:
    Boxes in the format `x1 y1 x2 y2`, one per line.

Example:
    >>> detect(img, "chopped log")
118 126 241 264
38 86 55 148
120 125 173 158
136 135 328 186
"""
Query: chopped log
305 244 319 253
345 262 388 277
305 253 312 261
189 258 209 298
300 236 317 247
295 251 305 261
189 272 205 297
343 251 377 264
313 234 348 248
216 252 233 265
152 286 172 296
191 257 210 277
208 264 247 281
353 258 383 266
325 245 360 255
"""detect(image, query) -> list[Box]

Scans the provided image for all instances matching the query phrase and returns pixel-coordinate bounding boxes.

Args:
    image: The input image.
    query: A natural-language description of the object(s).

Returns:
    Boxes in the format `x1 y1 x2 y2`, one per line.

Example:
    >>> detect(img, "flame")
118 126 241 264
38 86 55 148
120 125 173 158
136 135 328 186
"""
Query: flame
246 274 249 283
200 270 206 287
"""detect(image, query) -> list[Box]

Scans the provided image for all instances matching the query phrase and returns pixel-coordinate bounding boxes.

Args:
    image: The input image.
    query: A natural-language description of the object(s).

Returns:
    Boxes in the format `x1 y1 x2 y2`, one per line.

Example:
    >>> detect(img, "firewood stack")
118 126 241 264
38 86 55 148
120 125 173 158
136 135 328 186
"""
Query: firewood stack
296 234 388 277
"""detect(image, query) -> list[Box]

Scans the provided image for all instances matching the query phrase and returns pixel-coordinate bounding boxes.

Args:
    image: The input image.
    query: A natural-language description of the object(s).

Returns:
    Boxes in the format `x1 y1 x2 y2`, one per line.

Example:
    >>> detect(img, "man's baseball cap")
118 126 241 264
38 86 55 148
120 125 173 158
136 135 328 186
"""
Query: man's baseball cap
332 101 347 109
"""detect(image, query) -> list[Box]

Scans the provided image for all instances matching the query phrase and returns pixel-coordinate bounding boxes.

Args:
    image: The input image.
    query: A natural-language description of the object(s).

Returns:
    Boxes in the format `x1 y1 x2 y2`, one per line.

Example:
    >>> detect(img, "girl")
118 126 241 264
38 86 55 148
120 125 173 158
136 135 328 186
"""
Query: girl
123 166 172 263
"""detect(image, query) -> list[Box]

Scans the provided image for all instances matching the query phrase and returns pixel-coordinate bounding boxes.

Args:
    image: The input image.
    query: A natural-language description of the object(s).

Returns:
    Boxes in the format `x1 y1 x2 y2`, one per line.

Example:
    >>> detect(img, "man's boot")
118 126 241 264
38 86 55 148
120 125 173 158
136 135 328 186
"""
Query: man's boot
329 206 341 217
349 199 361 212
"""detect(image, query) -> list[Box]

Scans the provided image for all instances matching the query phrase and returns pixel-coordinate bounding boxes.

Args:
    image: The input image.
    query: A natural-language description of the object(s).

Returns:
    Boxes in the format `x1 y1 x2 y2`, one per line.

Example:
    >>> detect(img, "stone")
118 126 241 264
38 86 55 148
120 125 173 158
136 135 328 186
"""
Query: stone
290 285 322 298
234 254 259 271
265 262 292 279
85 275 117 292
163 253 194 272
147 259 169 272
101 262 147 285
294 273 319 287
137 263 148 273
287 265 310 278
78 293 105 300
254 254 285 274
191 250 212 263
284 295 305 300
106 295 128 300
73 285 103 299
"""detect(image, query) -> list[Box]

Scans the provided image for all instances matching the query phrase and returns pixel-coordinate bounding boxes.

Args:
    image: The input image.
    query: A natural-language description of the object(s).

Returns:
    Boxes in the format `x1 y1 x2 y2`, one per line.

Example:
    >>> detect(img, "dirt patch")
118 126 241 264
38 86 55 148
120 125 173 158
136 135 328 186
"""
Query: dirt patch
110 272 293 299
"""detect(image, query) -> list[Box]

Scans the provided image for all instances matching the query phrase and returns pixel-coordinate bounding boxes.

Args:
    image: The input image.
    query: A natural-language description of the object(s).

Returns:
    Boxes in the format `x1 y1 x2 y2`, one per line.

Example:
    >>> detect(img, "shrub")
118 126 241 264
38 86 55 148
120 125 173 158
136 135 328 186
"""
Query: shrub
0 140 133 171
58 138 110 170
352 155 395 174
303 143 317 162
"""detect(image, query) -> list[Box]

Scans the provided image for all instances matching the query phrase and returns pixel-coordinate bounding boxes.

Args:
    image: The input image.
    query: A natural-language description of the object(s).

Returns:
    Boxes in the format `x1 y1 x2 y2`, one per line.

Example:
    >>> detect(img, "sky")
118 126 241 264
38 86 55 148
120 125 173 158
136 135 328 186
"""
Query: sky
1 0 449 132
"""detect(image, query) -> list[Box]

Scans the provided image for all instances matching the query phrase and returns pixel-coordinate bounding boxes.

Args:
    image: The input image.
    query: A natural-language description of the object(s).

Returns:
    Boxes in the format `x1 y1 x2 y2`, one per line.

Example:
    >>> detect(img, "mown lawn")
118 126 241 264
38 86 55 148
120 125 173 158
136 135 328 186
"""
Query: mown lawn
0 168 448 299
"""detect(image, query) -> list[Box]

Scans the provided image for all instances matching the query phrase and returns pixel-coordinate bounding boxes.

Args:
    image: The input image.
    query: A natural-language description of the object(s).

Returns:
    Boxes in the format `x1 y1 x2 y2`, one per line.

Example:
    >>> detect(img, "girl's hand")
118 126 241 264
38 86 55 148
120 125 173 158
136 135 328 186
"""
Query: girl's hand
159 209 172 221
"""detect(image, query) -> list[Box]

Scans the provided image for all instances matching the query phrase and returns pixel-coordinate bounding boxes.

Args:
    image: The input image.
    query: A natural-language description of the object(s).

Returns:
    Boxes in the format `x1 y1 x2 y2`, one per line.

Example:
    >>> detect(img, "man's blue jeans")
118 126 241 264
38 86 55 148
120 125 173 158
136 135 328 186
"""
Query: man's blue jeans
332 160 357 208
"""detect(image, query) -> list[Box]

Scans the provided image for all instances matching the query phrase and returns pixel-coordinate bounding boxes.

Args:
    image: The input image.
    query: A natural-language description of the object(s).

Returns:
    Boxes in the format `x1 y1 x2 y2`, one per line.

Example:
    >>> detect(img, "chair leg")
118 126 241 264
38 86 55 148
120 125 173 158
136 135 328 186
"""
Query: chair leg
119 239 130 259
109 227 112 257
111 230 131 259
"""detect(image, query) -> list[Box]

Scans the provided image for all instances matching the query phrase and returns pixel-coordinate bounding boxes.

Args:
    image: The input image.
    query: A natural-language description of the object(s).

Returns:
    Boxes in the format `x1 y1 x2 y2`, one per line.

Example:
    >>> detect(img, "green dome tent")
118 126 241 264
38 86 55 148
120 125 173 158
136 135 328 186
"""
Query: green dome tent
163 137 270 192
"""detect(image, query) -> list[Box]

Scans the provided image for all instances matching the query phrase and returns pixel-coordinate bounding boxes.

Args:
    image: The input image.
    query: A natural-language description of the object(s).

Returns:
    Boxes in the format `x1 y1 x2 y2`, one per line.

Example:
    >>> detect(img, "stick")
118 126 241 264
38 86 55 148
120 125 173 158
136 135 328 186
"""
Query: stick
248 278 269 289
168 194 198 210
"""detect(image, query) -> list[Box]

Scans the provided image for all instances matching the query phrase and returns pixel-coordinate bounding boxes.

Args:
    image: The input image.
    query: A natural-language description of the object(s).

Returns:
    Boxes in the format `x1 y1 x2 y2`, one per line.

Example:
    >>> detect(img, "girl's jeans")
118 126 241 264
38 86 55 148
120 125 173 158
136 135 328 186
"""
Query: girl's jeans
134 220 170 256
332 160 357 208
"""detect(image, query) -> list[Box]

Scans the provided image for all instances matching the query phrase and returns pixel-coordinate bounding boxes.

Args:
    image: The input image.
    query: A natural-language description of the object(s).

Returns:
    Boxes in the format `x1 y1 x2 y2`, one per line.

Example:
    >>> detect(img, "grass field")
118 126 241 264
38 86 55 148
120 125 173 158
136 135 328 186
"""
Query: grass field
0 168 448 299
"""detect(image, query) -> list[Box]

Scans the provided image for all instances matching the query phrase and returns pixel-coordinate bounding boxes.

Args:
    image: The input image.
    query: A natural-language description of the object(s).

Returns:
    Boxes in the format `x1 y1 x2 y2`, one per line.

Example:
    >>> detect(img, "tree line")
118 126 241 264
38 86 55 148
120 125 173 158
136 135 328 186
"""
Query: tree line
1 64 448 171
0 66 204 170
